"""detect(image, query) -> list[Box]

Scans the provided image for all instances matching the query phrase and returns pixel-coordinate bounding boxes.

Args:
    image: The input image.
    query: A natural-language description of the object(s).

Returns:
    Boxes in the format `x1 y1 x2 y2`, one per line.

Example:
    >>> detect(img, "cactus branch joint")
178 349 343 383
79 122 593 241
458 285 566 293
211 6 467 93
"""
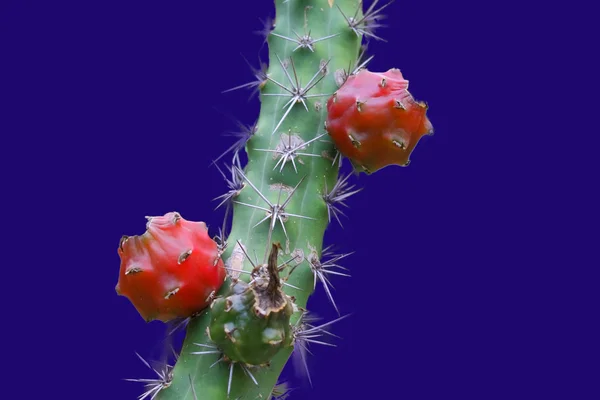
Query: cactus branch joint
115 1 433 398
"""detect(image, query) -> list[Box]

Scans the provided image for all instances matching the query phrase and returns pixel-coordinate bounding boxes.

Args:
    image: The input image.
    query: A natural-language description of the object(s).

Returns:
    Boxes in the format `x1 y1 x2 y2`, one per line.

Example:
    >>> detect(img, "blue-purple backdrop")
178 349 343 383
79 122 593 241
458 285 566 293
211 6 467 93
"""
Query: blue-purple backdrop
2 0 595 399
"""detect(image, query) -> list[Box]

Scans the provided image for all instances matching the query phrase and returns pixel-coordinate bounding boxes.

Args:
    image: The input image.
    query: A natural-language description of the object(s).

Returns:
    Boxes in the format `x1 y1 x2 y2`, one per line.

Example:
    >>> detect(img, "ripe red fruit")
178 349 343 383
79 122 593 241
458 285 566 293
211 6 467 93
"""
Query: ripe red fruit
115 212 226 322
326 68 433 173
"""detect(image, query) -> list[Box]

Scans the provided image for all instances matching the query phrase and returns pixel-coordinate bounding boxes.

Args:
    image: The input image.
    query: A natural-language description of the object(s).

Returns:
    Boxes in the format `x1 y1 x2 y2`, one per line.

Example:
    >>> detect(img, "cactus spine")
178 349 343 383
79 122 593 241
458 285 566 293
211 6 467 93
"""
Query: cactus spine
157 1 364 398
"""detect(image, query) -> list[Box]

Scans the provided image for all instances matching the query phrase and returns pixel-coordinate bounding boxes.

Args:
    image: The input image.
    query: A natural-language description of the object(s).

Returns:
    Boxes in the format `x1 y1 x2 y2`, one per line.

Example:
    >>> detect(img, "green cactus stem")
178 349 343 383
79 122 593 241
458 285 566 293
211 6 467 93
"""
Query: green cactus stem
157 1 365 398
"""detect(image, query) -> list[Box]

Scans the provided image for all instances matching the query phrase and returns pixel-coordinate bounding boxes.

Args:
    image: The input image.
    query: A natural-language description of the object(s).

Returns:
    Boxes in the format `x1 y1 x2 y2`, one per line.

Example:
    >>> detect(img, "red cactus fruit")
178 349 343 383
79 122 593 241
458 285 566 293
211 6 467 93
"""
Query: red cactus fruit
326 68 433 173
115 212 226 322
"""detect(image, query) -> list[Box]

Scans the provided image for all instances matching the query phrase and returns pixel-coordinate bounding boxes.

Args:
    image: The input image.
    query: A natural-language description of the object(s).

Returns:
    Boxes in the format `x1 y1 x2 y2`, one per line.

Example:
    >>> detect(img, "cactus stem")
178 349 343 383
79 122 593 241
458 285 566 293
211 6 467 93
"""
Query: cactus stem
337 0 392 41
155 2 367 397
265 54 332 134
323 171 363 226
256 132 327 173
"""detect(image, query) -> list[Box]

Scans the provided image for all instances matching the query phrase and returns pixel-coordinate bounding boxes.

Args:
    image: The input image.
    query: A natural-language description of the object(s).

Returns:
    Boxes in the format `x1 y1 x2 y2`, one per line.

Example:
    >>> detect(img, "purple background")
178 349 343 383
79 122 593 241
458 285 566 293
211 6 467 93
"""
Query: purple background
2 1 596 399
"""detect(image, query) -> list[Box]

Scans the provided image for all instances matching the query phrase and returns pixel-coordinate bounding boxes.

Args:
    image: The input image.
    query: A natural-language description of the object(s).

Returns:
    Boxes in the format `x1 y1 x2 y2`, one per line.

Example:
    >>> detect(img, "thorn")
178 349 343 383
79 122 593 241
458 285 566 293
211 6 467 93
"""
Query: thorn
241 364 259 387
255 16 275 47
291 312 351 386
323 172 363 227
233 169 313 263
267 55 332 135
213 156 245 238
188 375 198 400
271 381 294 400
125 352 174 400
222 54 268 100
236 239 257 269
337 0 393 42
228 363 234 398
307 249 353 314
342 45 373 85
272 30 340 52
210 113 256 166
257 132 326 173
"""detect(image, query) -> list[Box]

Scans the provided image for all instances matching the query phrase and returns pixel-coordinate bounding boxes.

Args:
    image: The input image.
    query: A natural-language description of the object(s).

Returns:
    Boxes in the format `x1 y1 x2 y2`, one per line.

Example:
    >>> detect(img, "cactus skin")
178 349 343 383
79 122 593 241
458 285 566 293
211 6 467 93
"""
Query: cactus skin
115 212 226 323
208 244 294 366
156 1 364 398
326 68 434 173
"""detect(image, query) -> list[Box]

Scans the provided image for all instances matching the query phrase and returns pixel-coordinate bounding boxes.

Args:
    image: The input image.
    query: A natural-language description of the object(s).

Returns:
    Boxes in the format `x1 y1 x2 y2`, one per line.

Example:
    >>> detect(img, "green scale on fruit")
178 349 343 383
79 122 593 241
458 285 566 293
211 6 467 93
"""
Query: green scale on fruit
208 243 294 366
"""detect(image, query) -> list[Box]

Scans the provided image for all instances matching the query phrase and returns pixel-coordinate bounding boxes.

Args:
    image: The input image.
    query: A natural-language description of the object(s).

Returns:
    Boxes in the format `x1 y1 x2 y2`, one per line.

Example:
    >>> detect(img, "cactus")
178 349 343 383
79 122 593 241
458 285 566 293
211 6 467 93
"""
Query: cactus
118 1 433 399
